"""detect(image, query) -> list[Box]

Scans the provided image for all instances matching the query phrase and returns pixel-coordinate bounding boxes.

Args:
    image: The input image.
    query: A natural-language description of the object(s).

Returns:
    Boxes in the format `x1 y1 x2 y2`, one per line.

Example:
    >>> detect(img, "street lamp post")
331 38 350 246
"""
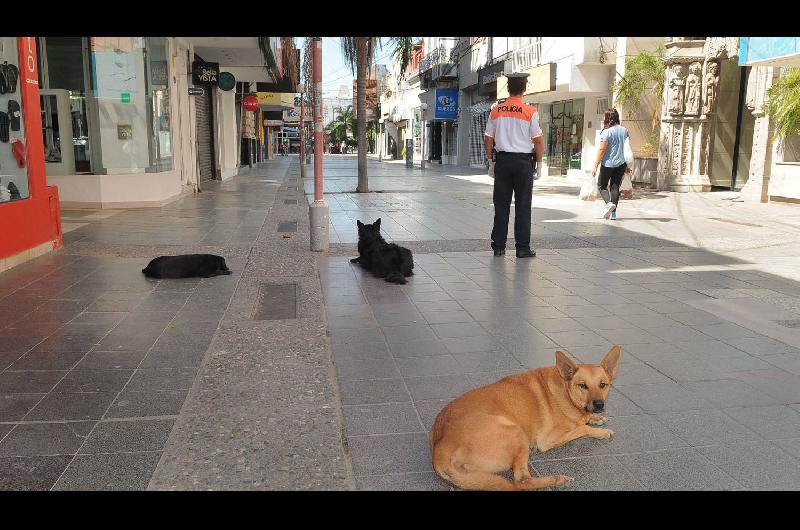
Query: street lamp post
309 37 329 252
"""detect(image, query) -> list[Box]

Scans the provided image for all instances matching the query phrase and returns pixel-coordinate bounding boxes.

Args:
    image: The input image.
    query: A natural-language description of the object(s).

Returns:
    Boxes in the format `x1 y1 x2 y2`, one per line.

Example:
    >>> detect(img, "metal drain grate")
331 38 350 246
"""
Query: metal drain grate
277 221 297 232
284 199 298 205
286 186 297 191
253 283 298 320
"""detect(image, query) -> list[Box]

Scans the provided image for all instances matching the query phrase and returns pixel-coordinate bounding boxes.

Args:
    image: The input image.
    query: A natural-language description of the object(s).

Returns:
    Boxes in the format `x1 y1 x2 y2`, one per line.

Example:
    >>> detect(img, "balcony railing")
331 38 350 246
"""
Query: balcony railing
512 41 542 72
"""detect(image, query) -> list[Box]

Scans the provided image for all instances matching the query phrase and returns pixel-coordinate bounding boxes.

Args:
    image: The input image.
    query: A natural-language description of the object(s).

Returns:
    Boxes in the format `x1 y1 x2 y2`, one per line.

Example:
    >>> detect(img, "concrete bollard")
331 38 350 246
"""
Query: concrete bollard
309 200 330 252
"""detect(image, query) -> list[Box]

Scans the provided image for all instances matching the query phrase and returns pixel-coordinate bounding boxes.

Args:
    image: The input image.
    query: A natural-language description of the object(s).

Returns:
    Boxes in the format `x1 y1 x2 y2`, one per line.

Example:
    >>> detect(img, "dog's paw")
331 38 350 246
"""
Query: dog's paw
588 414 608 426
594 428 614 439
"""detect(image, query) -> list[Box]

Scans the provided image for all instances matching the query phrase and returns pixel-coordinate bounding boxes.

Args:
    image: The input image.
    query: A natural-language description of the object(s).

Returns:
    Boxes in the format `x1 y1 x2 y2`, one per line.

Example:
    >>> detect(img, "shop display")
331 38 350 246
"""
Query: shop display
0 37 29 201
7 99 19 130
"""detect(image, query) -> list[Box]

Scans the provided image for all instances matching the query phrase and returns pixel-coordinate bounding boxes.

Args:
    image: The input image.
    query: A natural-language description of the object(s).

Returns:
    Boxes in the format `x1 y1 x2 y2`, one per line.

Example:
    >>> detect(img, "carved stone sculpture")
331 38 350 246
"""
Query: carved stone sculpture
684 62 702 116
669 64 688 116
703 61 720 116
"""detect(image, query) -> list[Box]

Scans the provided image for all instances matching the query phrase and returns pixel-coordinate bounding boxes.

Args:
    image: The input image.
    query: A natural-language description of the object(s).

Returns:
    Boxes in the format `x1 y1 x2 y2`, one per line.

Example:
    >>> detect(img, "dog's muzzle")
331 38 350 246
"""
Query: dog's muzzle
592 399 604 413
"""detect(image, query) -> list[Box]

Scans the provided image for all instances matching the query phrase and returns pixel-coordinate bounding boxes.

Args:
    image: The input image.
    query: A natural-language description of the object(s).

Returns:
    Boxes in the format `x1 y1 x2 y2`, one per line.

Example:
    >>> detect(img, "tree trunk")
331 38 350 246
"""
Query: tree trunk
356 38 369 193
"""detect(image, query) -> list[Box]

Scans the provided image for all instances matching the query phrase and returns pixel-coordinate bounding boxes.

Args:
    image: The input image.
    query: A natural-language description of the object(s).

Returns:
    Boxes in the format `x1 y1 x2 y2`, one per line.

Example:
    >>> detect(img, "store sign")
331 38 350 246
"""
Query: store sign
120 92 131 103
477 61 506 96
218 72 236 91
283 106 301 123
434 88 459 120
496 63 557 99
192 61 219 85
188 87 205 96
243 95 260 112
256 92 295 107
117 124 133 140
264 119 283 127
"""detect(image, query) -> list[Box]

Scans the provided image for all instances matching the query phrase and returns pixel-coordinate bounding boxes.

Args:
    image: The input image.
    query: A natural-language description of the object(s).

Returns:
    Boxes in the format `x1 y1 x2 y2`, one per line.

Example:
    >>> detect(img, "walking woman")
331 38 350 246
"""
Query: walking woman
592 109 631 220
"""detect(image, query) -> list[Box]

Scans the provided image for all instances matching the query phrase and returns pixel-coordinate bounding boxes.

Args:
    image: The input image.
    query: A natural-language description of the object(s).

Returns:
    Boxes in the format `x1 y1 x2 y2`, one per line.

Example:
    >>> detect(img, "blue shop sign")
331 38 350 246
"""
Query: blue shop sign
434 88 459 120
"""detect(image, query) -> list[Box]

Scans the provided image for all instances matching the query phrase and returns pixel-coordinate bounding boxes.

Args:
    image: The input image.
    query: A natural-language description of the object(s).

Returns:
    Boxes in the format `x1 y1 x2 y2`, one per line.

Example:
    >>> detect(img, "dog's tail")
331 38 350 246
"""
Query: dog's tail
385 271 407 285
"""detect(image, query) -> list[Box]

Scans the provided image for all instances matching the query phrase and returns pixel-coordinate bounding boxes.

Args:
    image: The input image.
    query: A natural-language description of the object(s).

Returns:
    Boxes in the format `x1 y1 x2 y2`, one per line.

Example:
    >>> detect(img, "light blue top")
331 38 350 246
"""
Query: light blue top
599 124 628 168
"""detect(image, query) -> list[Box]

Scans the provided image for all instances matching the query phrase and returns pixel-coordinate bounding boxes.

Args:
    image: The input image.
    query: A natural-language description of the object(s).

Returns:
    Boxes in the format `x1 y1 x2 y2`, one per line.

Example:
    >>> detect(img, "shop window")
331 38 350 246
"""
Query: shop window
0 36 30 203
145 37 173 172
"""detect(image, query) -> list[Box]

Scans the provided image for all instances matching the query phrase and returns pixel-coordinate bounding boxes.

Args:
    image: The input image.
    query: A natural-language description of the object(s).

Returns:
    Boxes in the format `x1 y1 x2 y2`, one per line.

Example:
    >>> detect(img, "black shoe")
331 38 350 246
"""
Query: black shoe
516 249 536 258
493 249 505 257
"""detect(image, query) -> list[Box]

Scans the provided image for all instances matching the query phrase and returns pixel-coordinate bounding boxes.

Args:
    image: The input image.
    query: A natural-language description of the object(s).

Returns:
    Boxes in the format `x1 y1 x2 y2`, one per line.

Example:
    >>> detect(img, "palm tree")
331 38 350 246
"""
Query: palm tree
327 105 355 146
341 37 417 192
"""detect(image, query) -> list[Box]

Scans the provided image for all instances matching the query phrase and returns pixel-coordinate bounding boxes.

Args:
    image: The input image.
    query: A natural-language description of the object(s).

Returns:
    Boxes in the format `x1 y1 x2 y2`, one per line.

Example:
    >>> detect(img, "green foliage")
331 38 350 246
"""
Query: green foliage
326 106 355 145
765 68 800 140
613 47 666 157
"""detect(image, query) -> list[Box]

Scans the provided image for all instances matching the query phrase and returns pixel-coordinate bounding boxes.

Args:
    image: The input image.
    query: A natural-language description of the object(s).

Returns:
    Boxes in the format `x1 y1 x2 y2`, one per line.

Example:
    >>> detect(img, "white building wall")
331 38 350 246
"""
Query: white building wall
215 88 239 180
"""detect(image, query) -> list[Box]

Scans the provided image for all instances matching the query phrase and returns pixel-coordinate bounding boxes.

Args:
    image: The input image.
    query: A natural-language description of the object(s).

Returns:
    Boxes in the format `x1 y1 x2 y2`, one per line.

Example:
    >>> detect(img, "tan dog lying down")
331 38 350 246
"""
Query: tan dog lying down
430 346 621 491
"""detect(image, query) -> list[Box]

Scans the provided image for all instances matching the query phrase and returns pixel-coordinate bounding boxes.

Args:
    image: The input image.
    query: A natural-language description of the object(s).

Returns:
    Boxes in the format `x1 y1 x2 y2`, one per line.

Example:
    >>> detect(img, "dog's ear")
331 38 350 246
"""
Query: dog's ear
357 220 364 229
374 218 381 230
555 350 578 381
601 345 621 380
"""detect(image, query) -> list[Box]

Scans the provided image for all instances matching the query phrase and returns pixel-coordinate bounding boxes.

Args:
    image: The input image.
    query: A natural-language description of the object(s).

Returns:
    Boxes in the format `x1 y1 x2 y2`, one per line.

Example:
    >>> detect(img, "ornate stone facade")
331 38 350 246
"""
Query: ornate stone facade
657 37 741 192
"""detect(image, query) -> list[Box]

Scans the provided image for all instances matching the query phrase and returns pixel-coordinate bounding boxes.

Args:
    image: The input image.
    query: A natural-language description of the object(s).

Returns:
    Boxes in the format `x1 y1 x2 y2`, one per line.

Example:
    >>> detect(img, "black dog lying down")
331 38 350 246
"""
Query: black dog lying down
142 254 232 279
351 218 414 284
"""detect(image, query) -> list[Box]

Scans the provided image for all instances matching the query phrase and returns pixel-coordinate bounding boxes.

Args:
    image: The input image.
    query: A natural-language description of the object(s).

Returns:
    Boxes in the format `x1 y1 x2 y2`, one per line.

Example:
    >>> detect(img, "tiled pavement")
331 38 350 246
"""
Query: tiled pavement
0 165 275 490
322 249 800 490
317 156 800 490
4 154 800 490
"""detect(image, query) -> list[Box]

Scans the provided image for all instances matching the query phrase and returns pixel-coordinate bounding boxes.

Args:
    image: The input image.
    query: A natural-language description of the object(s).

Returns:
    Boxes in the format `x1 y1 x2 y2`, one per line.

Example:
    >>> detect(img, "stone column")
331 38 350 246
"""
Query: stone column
740 66 776 203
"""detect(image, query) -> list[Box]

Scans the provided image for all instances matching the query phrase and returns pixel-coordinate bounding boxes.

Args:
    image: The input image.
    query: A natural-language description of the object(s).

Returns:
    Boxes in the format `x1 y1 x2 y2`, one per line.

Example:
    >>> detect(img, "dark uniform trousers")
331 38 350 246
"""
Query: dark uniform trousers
491 151 534 251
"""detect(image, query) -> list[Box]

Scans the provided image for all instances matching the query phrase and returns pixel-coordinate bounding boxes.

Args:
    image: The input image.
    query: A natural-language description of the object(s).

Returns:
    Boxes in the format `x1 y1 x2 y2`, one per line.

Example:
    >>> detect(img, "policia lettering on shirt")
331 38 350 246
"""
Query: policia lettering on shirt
484 73 544 258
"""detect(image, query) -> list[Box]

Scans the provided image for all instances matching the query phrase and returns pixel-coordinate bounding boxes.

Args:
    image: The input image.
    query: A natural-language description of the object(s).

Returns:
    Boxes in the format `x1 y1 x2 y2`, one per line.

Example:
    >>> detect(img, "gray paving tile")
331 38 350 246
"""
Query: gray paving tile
382 324 437 344
452 351 523 373
414 399 451 431
533 456 644 491
613 362 674 386
0 455 72 491
107 391 187 419
773 438 800 459
762 354 800 375
605 390 644 417
694 323 759 341
726 337 800 356
0 394 46 422
126 368 197 392
421 311 473 325
332 340 392 361
431 322 489 340
337 378 411 406
722 406 800 440
53 369 134 394
531 317 588 333
77 350 148 370
10 350 87 371
396 355 463 377
617 448 740 490
730 371 800 403
347 433 431 475
466 371 520 388
404 374 474 401
697 442 800 488
343 403 424 436
443 335 507 354
52 451 162 491
0 421 95 457
615 382 715 412
647 325 712 343
602 414 690 454
80 419 175 454
655 409 761 446
0 371 66 394
355 471 452 491
681 380 779 408
336 358 401 381
545 330 611 348
25 392 116 421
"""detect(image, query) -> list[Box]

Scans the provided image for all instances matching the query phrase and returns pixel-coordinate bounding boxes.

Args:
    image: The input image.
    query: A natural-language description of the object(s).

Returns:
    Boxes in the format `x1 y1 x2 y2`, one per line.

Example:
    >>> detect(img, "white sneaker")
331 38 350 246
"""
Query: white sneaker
602 202 617 219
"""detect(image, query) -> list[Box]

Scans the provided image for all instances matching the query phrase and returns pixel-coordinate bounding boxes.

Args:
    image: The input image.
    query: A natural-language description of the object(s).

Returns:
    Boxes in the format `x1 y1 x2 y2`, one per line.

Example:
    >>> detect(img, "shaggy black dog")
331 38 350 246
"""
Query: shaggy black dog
142 254 232 279
351 218 414 284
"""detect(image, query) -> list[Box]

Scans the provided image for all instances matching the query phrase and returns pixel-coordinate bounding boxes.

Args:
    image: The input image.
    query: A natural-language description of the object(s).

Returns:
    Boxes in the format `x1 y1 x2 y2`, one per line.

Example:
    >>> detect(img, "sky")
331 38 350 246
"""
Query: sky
296 37 397 99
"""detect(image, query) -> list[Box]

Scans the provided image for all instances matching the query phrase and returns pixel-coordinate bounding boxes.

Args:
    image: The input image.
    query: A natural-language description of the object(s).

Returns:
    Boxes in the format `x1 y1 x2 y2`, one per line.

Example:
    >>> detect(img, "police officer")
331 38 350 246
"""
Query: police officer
484 72 544 258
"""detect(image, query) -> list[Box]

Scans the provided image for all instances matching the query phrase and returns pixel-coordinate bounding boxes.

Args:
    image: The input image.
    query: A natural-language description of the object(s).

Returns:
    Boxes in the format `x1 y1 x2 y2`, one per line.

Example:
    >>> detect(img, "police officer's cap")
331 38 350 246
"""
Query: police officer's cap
505 72 530 79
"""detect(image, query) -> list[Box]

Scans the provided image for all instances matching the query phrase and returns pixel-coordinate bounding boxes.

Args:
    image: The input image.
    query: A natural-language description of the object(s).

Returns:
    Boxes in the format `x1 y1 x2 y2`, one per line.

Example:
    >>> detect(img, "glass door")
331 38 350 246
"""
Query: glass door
546 99 584 176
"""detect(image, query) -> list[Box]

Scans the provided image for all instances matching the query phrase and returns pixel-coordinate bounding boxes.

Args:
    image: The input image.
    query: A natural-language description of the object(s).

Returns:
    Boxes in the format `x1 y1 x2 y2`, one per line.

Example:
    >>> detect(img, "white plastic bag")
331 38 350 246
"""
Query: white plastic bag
620 172 633 200
623 137 634 166
579 174 600 201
